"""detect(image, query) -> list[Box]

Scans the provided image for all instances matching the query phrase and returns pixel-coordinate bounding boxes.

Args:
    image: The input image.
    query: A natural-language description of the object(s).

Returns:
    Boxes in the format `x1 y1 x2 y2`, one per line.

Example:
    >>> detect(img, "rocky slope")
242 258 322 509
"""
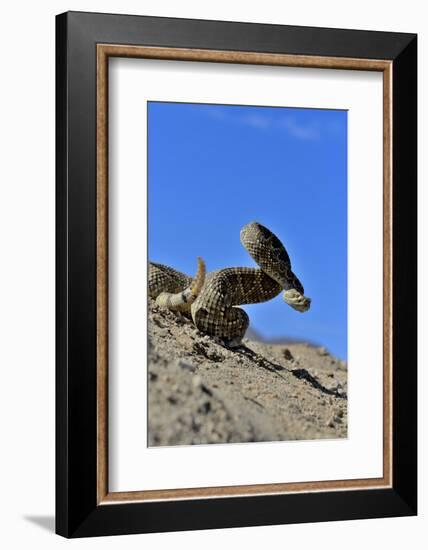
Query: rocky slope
148 298 347 446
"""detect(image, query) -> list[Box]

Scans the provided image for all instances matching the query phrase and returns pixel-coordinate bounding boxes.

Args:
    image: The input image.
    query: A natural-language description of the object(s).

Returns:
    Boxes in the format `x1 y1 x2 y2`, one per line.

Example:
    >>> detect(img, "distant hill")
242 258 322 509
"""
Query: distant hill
246 325 321 348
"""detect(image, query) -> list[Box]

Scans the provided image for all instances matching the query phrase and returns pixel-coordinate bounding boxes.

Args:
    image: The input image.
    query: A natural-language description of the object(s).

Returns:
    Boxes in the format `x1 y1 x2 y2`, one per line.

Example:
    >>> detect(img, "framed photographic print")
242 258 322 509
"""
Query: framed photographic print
56 11 417 537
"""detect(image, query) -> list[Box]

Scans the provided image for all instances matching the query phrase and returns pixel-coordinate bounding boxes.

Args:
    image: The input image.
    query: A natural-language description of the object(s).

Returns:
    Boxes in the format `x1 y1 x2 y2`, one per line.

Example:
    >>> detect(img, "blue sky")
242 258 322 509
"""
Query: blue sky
148 102 348 360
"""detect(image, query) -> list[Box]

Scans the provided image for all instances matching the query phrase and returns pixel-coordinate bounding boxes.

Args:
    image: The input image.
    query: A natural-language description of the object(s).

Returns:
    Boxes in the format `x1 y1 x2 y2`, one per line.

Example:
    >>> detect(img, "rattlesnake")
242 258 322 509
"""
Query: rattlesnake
149 222 311 344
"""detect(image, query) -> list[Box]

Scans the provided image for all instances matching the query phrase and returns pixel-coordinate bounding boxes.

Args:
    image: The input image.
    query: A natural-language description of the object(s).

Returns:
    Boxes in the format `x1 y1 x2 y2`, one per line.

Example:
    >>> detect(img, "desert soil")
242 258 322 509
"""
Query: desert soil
148 298 347 446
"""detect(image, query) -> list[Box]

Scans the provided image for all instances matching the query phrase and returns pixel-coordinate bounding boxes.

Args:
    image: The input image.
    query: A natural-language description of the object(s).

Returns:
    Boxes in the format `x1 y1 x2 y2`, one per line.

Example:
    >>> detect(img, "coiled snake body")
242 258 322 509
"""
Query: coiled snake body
149 222 311 344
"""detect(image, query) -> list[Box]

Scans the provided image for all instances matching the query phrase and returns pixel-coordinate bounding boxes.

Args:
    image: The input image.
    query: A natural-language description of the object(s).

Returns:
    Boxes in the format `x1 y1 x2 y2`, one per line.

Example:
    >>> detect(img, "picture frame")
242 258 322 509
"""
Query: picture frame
56 11 417 538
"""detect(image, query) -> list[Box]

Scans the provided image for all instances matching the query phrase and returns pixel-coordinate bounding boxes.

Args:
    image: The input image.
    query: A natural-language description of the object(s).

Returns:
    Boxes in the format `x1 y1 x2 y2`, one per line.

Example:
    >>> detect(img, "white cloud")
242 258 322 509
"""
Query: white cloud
240 113 271 130
200 106 321 141
279 116 321 140
202 106 228 121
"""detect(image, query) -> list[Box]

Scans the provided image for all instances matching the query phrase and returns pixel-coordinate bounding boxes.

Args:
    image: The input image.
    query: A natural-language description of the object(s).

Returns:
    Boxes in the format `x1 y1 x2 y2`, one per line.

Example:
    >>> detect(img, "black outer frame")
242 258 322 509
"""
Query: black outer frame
56 11 417 538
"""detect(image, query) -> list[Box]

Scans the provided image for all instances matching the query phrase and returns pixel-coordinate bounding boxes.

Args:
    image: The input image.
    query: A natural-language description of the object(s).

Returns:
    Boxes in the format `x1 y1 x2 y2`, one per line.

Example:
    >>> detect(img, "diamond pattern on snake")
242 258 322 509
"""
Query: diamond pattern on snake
149 221 311 345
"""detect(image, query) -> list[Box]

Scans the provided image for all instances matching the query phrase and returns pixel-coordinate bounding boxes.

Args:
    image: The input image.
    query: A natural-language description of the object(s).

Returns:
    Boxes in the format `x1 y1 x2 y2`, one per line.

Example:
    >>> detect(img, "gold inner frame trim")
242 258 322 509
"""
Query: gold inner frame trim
96 44 393 505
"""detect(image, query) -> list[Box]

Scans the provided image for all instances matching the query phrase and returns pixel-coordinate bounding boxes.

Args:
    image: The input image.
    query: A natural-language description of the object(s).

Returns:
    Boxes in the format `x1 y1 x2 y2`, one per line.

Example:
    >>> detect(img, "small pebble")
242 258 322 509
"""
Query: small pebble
283 348 294 361
192 375 202 388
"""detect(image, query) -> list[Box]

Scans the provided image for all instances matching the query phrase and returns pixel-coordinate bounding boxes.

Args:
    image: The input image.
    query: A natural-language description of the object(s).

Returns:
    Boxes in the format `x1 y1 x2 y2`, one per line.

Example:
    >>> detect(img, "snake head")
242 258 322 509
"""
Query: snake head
283 288 311 313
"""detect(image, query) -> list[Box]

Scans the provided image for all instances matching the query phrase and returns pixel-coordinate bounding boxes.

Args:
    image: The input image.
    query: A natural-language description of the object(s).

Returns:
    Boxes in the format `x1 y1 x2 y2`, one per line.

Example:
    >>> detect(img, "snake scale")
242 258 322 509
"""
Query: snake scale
149 222 311 345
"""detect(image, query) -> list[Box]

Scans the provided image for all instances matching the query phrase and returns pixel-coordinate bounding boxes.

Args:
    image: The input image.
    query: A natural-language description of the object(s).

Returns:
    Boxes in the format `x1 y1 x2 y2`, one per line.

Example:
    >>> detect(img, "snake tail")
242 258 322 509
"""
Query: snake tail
155 257 206 312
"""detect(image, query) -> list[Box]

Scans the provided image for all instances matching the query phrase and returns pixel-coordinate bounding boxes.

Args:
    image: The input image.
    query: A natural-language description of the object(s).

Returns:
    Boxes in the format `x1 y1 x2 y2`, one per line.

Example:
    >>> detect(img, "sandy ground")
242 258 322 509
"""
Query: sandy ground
148 298 347 446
